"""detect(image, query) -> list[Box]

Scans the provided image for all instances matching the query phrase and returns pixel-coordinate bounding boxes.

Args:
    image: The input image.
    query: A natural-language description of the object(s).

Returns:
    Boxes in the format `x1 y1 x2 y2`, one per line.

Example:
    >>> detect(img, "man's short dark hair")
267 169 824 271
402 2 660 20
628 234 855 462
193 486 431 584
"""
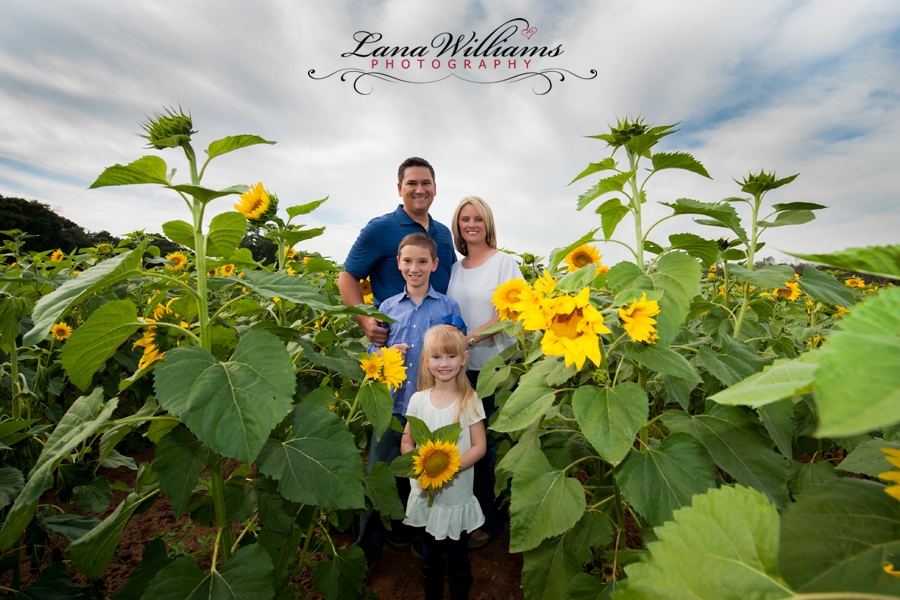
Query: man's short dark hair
398 232 438 260
398 157 435 185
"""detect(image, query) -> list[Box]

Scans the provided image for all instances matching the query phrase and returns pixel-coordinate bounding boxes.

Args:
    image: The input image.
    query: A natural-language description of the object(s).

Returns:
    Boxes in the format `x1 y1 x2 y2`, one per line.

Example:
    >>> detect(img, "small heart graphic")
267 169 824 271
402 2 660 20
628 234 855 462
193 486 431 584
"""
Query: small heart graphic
521 27 537 40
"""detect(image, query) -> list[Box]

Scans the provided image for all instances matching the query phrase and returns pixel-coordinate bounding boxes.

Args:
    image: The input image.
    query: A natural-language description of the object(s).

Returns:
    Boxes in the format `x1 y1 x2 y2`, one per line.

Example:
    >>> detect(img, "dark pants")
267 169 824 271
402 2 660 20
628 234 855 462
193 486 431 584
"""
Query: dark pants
467 369 506 537
422 530 470 571
354 414 410 564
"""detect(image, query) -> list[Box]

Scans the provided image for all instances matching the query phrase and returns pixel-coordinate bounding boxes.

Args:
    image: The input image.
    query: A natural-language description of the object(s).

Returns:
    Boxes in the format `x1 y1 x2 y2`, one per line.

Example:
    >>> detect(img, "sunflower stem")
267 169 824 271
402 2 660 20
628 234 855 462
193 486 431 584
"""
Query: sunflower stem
733 191 762 335
298 507 320 571
627 151 645 271
613 477 625 532
9 342 20 421
208 450 234 564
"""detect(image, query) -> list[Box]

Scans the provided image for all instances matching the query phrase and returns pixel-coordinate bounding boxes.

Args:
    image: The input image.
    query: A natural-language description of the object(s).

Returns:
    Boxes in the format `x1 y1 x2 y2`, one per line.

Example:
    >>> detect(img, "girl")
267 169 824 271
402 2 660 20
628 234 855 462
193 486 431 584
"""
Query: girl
401 324 487 600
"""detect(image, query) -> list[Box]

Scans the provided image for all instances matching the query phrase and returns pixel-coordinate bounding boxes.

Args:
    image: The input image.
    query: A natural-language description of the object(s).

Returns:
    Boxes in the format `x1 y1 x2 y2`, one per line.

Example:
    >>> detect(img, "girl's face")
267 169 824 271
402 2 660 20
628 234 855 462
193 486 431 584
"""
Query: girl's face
428 349 467 383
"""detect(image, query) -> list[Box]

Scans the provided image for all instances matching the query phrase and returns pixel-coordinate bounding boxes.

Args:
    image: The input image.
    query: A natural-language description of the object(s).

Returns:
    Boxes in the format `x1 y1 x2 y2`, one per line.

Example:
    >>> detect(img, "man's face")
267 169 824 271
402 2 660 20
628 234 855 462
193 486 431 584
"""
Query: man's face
397 166 436 219
397 244 438 291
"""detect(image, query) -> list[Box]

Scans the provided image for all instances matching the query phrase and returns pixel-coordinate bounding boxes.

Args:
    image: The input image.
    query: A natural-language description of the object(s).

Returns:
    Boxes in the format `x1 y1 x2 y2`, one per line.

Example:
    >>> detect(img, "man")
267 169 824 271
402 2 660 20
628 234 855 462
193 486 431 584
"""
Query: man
338 157 456 346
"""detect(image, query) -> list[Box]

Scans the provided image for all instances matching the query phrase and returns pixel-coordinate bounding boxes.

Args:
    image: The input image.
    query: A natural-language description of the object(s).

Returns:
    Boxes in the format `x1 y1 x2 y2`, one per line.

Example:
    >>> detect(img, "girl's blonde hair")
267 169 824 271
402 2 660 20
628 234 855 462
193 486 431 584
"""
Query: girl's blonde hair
451 196 497 256
418 324 477 422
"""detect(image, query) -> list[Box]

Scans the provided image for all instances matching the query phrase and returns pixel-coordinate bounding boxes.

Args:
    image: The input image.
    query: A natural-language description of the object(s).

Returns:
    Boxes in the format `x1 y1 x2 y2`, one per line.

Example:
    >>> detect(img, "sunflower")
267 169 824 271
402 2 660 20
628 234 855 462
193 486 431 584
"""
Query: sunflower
360 277 373 296
285 247 296 260
774 281 801 301
514 287 546 329
207 268 218 277
534 269 557 295
133 328 166 370
166 252 187 270
619 293 661 344
564 244 603 272
492 278 529 319
95 242 115 256
50 249 65 261
360 354 383 381
51 322 72 341
220 264 235 277
364 293 374 305
878 447 900 501
845 278 865 288
535 288 610 369
413 439 461 490
380 347 407 391
235 183 278 225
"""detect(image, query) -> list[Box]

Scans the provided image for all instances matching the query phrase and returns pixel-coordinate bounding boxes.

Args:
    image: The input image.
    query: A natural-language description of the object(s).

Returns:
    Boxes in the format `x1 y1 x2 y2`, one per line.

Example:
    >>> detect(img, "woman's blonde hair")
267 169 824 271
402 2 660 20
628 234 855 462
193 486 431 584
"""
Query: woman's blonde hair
417 324 477 422
451 196 497 256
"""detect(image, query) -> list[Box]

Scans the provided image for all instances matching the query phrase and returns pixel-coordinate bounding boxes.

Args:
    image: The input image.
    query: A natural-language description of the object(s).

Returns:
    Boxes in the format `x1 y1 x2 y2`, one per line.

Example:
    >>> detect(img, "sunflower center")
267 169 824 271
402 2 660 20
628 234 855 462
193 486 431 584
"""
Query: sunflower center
550 307 583 340
424 451 451 477
504 290 521 303
573 253 591 267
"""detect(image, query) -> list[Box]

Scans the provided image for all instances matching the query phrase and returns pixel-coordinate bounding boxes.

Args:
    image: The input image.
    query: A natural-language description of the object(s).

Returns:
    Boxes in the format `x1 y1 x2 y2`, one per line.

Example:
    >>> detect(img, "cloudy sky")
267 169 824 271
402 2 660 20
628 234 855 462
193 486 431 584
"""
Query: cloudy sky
1 1 898 268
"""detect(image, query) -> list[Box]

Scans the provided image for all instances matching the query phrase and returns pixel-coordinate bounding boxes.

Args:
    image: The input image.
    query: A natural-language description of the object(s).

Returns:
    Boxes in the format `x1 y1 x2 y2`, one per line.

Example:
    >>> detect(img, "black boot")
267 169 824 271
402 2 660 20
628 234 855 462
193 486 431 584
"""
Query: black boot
447 564 471 600
421 563 445 600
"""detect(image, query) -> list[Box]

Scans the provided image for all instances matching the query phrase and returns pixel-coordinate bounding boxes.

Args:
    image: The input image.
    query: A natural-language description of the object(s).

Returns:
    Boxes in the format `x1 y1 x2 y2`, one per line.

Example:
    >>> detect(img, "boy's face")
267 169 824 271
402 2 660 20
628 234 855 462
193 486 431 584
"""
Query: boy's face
397 244 438 291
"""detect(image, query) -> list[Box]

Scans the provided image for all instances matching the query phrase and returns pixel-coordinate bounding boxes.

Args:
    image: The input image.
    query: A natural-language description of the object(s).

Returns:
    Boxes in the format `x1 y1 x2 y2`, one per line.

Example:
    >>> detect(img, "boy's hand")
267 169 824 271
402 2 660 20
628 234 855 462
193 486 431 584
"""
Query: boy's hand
391 343 409 360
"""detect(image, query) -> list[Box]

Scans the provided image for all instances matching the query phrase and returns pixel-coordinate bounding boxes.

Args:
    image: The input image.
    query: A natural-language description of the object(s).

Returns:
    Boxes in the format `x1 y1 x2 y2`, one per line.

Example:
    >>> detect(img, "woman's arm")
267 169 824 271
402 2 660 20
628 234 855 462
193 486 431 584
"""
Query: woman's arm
401 422 415 454
459 420 486 470
468 314 502 345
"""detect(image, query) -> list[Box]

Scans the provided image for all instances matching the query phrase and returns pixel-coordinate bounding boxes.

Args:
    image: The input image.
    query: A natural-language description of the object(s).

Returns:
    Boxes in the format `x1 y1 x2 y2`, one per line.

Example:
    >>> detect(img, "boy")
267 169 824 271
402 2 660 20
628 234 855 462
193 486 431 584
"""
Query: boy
355 232 461 566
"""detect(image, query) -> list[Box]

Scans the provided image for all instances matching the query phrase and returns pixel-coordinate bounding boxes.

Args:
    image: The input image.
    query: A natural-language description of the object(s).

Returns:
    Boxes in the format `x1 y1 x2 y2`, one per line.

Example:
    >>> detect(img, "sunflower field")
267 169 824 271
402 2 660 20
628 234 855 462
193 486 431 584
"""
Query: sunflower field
0 111 898 599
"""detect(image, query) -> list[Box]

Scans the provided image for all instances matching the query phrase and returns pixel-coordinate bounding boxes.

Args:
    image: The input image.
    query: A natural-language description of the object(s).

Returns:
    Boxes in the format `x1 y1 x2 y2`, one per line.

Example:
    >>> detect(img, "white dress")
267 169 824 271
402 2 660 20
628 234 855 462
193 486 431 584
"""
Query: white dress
403 389 485 540
446 251 522 371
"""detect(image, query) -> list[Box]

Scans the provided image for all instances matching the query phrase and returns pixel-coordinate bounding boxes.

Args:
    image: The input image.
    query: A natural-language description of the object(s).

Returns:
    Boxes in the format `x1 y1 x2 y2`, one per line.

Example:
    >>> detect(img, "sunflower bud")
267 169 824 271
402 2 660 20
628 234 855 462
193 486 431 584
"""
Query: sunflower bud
139 106 196 150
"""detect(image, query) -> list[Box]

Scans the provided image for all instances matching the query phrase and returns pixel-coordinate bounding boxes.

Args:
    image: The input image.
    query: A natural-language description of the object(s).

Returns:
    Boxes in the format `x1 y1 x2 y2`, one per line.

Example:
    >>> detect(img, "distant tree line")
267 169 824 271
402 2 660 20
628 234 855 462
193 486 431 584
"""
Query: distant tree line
1 194 277 263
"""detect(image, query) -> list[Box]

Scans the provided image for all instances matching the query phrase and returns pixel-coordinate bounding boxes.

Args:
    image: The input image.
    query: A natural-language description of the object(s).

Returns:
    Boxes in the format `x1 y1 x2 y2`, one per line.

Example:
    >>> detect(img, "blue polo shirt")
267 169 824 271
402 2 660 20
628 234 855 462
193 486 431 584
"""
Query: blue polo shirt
344 205 456 306
368 286 461 415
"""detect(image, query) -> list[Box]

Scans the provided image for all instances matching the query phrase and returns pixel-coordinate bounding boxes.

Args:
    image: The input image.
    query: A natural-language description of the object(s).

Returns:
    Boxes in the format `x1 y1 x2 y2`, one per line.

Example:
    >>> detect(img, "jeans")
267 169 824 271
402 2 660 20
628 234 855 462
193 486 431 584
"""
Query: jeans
421 529 470 575
467 370 506 537
354 414 409 564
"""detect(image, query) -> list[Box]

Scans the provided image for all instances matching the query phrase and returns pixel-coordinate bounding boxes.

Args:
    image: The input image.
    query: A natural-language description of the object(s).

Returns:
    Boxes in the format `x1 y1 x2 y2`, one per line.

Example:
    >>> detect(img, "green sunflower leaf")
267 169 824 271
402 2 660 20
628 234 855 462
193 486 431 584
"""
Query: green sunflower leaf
576 171 634 211
0 389 119 550
780 479 900 596
60 300 143 391
771 202 827 212
615 433 717 527
161 220 195 250
286 197 328 219
659 198 748 245
798 265 854 307
608 252 702 346
727 264 796 289
786 460 837 497
143 543 275 600
152 426 208 517
837 439 900 478
815 287 900 436
710 355 818 408
206 135 275 161
73 477 112 514
597 199 631 240
758 210 815 228
522 536 584 600
166 184 249 205
568 158 617 186
615 486 793 600
786 244 900 280
89 156 169 188
491 359 562 433
67 490 158 579
572 383 648 466
356 381 393 442
257 403 365 510
650 151 711 179
363 462 406 522
509 451 584 553
153 330 295 463
312 546 367 600
110 538 175 600
668 233 718 268
0 468 24 512
236 270 332 310
624 342 702 382
664 404 790 508
206 211 247 259
24 244 145 346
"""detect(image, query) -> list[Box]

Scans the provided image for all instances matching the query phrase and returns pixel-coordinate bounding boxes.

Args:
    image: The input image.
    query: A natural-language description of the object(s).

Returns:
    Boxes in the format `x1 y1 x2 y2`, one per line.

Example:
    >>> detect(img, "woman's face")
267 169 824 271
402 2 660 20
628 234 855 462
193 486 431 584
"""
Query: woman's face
458 203 486 247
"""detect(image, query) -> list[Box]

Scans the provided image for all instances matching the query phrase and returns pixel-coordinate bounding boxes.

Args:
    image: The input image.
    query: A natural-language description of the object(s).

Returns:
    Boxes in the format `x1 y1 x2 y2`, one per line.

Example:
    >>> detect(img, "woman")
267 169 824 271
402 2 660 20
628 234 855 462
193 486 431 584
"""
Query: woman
446 196 520 549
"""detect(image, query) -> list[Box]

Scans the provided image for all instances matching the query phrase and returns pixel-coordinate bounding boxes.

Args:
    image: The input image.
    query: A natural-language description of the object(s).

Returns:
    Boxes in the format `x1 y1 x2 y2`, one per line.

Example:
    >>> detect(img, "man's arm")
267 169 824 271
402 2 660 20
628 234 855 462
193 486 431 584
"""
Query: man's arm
338 270 388 346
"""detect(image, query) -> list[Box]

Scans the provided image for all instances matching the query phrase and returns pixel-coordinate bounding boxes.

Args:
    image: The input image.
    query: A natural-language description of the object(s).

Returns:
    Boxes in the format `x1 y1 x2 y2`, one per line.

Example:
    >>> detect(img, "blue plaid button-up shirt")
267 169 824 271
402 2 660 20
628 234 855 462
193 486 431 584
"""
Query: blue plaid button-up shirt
369 285 461 415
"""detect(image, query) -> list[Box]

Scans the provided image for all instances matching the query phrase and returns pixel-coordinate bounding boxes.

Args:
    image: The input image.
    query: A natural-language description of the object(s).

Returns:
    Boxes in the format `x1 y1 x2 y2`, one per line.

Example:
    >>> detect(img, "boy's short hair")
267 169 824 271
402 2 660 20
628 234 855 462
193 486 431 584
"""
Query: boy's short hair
398 157 435 184
398 232 438 260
